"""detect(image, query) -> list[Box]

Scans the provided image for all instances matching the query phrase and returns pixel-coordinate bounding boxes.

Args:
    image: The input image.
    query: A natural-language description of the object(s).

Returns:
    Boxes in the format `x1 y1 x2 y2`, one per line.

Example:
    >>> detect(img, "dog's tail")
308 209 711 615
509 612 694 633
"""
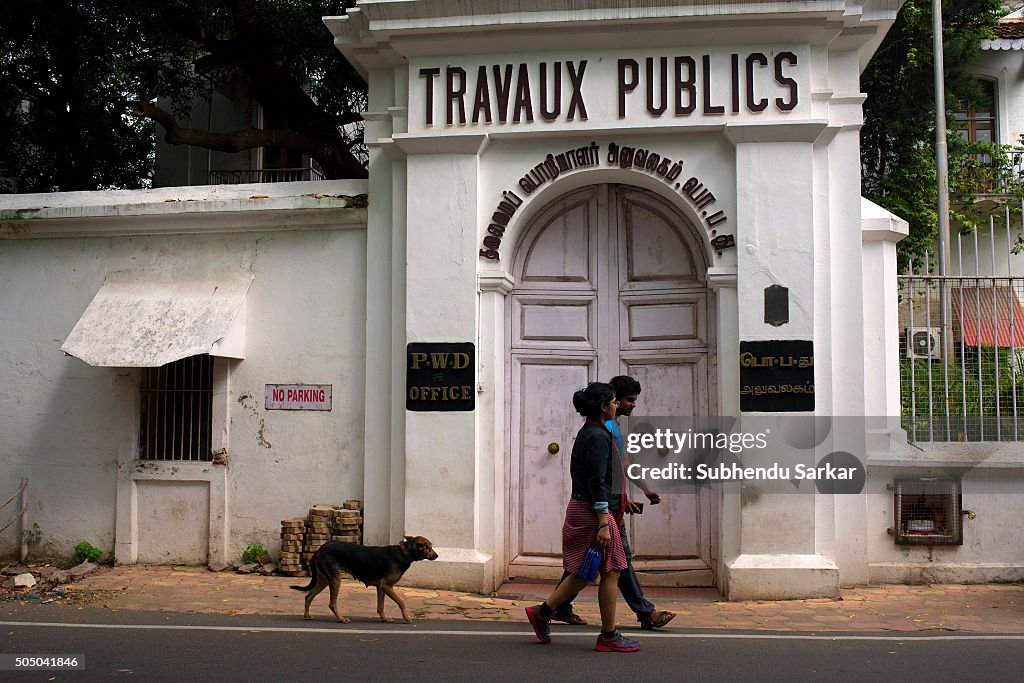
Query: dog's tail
290 558 318 592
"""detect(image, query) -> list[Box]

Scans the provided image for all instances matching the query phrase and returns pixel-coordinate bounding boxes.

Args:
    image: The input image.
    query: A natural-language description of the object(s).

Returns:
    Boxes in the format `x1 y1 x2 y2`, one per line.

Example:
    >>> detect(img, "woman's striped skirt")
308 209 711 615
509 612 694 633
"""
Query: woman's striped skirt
561 499 627 575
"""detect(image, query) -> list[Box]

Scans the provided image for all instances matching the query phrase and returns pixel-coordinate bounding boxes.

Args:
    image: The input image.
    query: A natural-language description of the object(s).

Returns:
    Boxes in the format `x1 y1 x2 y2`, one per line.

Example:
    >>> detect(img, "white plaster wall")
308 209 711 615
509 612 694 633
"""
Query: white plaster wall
735 141 816 341
866 467 1024 582
0 187 367 565
826 46 875 587
975 48 1024 146
0 236 139 559
362 66 402 546
137 481 211 564
220 227 367 561
403 153 480 549
861 201 909 418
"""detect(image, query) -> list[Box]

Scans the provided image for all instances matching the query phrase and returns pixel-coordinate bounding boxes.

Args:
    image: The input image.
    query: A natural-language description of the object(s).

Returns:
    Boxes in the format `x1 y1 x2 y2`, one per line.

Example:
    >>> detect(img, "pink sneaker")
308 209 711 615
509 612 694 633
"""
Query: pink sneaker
525 605 551 644
595 630 641 652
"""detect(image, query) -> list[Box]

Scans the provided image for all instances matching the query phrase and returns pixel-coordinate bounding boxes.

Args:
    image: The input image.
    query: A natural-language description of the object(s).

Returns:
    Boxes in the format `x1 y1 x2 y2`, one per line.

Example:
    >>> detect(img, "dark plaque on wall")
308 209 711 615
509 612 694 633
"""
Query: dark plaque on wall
739 340 814 412
406 343 476 412
764 284 789 327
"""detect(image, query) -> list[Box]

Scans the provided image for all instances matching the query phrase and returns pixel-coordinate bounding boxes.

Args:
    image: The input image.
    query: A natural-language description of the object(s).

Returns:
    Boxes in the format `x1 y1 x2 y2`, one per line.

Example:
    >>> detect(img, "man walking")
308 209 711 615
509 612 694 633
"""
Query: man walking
550 375 676 630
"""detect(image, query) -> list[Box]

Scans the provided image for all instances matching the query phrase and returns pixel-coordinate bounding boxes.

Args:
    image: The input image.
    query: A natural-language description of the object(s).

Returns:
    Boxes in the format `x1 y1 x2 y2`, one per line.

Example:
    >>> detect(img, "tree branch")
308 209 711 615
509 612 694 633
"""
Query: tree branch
134 100 312 153
132 100 367 178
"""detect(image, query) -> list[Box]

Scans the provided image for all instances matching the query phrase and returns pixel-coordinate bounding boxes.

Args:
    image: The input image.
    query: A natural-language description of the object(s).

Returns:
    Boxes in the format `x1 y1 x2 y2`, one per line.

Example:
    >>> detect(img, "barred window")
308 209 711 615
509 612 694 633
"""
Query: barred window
139 355 213 461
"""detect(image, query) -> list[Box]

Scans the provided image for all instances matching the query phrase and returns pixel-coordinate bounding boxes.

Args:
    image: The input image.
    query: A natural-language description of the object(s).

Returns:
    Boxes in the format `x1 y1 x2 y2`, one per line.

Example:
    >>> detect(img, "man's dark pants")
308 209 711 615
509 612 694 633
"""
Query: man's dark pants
553 515 654 621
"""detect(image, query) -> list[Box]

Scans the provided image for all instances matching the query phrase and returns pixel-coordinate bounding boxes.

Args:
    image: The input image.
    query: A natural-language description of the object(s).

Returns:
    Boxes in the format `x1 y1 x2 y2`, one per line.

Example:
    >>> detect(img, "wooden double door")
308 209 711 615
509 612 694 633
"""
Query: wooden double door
507 184 715 584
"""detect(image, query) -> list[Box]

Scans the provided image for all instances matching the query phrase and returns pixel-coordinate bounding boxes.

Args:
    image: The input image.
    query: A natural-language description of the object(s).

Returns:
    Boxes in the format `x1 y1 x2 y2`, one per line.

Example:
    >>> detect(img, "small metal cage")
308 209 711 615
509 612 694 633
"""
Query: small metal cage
892 478 963 545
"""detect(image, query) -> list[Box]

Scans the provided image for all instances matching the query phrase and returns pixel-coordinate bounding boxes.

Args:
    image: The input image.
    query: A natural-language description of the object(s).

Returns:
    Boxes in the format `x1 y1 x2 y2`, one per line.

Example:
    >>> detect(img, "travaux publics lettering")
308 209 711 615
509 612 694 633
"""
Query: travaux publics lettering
421 52 799 126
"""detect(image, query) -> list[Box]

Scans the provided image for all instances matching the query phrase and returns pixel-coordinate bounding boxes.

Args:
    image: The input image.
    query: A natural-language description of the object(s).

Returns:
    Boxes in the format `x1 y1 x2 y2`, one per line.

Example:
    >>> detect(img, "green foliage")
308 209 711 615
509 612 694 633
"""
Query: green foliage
0 1 366 192
242 542 267 565
0 0 158 191
22 523 42 546
861 0 1008 269
901 347 1024 441
948 136 1024 256
73 540 103 564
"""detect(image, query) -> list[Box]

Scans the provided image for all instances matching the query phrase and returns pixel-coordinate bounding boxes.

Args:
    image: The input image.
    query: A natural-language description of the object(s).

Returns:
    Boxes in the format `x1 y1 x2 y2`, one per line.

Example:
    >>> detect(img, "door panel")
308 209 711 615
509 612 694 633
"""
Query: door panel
516 360 592 556
619 192 698 286
621 294 708 350
521 304 590 342
621 359 707 558
625 359 707 417
509 184 713 582
512 295 595 351
520 197 595 286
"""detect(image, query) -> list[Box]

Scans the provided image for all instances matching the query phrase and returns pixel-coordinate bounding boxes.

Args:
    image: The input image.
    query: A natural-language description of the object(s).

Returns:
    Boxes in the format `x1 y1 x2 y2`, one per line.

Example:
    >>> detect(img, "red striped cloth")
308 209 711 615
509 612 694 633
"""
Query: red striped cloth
561 499 627 575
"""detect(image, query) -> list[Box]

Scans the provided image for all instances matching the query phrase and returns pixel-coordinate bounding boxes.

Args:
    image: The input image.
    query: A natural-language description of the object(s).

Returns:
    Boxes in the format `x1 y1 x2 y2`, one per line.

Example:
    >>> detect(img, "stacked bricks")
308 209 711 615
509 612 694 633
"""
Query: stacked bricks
277 501 364 575
303 505 335 566
332 500 363 543
278 518 306 576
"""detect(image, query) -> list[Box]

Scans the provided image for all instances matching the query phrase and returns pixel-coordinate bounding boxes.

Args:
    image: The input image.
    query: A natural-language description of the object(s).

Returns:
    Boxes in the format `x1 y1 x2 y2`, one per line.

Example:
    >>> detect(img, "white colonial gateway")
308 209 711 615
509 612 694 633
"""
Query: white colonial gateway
2 1 1023 600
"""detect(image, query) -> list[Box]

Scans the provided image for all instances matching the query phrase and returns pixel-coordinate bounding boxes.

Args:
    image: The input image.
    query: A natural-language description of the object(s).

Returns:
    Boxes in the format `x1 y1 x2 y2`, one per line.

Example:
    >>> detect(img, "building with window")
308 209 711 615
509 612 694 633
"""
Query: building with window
2 1 1023 599
897 6 1024 448
154 75 325 188
887 6 1024 586
0 182 367 567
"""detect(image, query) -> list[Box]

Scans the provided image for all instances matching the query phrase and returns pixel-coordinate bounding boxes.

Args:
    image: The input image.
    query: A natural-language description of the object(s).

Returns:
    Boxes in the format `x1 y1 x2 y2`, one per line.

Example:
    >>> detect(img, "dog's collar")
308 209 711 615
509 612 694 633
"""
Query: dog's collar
399 540 413 558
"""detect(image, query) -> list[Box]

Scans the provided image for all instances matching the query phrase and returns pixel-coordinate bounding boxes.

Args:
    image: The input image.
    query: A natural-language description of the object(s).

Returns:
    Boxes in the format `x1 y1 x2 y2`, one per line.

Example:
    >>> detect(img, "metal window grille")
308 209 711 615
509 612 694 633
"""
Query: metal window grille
891 478 963 545
139 355 213 461
898 213 1024 442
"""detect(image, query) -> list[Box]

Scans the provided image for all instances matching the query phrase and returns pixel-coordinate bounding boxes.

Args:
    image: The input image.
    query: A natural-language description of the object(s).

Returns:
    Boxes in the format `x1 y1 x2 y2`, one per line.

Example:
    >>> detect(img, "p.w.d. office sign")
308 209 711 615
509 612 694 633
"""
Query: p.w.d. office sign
406 343 475 412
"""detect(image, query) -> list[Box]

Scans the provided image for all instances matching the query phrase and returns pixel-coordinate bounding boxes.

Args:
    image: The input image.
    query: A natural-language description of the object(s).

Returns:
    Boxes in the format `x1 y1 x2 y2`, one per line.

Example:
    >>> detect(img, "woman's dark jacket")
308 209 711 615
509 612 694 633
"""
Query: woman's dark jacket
569 422 614 508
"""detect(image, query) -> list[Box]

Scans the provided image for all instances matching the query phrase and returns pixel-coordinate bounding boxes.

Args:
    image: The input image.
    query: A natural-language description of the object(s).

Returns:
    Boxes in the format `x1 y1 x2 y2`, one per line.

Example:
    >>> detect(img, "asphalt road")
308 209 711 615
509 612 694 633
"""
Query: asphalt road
1 605 1022 682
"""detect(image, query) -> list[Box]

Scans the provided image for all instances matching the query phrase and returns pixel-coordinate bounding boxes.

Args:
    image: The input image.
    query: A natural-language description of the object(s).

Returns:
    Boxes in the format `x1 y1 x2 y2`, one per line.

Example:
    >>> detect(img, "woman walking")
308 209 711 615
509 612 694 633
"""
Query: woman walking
525 382 641 652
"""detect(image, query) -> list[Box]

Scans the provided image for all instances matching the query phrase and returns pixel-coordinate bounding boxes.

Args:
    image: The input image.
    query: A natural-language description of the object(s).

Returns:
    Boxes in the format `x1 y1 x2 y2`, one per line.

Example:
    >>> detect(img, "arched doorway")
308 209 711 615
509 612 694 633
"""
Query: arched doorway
506 184 716 585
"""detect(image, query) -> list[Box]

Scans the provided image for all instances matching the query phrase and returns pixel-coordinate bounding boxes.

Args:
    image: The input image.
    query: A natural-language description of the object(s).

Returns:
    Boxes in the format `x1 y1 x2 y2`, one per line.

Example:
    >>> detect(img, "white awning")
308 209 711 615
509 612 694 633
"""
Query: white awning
61 270 253 367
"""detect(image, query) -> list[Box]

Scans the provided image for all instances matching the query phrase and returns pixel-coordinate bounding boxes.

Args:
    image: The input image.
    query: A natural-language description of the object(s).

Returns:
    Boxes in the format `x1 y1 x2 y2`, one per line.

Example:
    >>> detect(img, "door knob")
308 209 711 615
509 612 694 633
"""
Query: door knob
547 443 560 454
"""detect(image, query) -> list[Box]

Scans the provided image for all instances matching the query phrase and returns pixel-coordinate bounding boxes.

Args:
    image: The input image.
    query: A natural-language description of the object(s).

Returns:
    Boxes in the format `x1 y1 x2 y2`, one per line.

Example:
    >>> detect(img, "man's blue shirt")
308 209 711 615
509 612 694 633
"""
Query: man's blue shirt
605 418 624 498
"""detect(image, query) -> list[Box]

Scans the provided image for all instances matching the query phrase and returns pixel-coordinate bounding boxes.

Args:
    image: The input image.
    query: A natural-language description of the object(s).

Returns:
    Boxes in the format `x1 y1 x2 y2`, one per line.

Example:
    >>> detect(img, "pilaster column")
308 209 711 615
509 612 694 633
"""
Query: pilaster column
399 147 496 591
720 130 838 600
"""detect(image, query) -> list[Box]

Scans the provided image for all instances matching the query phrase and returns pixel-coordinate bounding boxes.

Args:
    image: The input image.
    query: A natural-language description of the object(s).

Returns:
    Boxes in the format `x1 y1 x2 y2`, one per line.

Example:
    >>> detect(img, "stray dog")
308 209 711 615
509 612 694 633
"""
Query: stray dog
290 536 438 623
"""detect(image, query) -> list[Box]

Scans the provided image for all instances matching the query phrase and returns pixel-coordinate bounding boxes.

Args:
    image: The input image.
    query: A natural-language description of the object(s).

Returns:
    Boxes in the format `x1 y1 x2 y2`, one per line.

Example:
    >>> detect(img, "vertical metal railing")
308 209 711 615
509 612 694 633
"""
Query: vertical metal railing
1011 205 1020 441
208 167 325 184
899 215 1024 442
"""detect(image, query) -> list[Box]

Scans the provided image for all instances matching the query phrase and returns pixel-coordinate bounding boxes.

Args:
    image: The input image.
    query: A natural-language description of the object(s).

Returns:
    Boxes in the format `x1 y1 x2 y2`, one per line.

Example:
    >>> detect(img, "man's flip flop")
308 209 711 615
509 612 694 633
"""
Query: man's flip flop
640 610 676 630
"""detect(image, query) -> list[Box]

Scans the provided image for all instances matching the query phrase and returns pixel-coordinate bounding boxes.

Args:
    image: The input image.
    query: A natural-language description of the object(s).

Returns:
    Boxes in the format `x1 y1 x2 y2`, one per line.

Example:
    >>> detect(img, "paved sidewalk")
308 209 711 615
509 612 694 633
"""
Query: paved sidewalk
48 566 1024 632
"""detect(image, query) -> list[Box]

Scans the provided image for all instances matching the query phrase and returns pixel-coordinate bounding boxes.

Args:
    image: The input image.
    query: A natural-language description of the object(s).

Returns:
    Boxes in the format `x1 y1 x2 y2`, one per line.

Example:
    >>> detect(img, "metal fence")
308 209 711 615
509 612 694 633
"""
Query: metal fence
898 214 1024 442
208 167 325 184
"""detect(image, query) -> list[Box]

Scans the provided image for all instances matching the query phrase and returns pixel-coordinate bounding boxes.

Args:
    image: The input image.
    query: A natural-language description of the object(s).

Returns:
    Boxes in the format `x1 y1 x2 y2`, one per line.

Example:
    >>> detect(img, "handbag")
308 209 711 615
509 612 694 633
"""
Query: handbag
577 545 602 581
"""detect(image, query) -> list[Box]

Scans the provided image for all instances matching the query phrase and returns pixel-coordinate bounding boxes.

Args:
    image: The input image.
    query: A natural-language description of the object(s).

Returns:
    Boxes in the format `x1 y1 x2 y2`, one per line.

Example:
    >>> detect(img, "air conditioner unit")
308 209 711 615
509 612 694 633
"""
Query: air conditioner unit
906 327 942 359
